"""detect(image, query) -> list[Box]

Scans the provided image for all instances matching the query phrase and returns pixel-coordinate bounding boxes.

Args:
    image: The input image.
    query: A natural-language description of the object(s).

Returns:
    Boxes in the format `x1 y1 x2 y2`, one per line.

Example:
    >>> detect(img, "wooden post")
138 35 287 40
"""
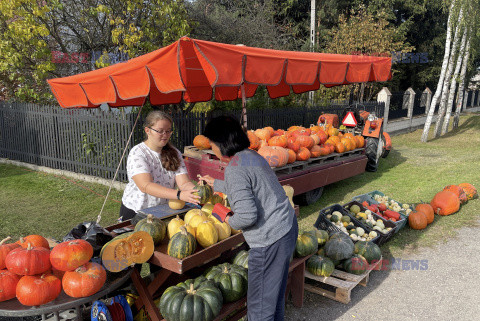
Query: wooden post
377 87 392 132
406 87 416 132
241 84 247 129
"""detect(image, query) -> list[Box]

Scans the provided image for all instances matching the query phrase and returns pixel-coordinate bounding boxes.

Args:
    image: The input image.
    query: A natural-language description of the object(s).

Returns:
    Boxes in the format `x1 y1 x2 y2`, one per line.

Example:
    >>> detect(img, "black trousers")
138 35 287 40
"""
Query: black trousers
247 215 298 321
119 202 137 221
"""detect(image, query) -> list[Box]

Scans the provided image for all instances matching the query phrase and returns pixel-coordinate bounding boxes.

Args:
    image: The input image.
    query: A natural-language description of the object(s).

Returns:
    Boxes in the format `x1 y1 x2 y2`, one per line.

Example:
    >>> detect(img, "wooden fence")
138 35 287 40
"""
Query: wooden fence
0 101 383 182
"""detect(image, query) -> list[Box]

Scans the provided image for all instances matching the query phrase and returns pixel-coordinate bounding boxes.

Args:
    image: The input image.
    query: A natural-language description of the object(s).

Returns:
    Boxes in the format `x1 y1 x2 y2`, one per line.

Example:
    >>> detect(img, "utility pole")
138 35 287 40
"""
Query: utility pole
309 0 316 107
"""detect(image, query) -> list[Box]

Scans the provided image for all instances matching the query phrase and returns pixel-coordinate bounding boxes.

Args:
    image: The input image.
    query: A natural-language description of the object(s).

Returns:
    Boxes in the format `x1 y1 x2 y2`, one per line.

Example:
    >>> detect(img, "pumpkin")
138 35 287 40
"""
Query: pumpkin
296 147 311 161
264 126 275 136
0 269 20 302
168 198 185 210
310 145 322 158
210 193 224 205
334 142 346 153
430 191 460 216
295 232 318 257
184 209 205 225
287 149 296 164
306 255 335 277
101 231 154 272
443 185 468 204
50 239 93 272
188 212 209 229
355 135 365 148
167 226 196 259
194 179 214 204
408 211 428 230
415 203 434 224
5 244 51 275
287 138 301 152
247 130 261 150
308 229 329 247
201 204 215 216
257 146 289 167
291 129 311 138
159 277 223 321
196 220 219 248
343 254 368 275
316 131 328 145
212 220 231 241
268 135 287 148
354 241 381 264
310 134 321 145
0 237 20 270
458 183 478 200
232 250 249 269
324 233 354 261
273 129 285 137
167 215 185 239
62 262 106 298
254 128 271 141
296 135 315 149
16 273 62 306
193 135 211 150
204 263 248 302
17 235 50 250
328 127 339 137
134 214 167 245
258 139 268 149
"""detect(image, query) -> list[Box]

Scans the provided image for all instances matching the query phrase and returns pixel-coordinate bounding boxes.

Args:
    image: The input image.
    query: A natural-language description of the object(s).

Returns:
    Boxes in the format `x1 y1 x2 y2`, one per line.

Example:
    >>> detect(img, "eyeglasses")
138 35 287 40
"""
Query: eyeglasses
148 127 173 135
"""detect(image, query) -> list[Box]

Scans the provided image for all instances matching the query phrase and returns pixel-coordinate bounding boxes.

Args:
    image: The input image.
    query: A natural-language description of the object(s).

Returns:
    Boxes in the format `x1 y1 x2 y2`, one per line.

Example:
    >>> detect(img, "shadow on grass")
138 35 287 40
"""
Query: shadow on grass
427 114 480 142
0 164 32 179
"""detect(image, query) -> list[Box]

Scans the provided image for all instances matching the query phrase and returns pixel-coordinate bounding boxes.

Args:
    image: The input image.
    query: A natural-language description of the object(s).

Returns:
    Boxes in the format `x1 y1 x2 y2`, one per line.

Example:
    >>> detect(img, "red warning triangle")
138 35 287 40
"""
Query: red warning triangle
342 112 358 127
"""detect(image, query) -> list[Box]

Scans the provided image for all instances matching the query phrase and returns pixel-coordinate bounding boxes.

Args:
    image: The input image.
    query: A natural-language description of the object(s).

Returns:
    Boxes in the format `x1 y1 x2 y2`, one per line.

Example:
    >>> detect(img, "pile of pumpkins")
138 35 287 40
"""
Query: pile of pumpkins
0 235 107 306
193 124 365 168
409 183 478 230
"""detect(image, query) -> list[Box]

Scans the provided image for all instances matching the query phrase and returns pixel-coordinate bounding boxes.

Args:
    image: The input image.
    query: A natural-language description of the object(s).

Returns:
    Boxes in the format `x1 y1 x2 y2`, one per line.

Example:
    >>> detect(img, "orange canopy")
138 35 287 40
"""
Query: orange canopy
48 37 392 108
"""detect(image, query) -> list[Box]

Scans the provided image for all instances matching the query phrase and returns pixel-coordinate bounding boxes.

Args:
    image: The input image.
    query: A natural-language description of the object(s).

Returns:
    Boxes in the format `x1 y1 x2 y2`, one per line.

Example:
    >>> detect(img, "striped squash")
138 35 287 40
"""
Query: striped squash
167 226 196 259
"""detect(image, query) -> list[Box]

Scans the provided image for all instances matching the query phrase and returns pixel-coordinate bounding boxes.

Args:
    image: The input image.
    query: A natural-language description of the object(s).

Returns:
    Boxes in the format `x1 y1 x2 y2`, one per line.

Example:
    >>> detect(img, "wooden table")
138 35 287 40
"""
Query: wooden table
105 205 305 321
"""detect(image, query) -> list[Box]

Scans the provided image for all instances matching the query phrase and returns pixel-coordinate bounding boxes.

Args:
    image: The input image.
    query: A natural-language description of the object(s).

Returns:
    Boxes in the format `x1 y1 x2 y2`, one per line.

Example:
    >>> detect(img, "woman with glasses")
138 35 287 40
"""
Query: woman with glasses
120 110 200 221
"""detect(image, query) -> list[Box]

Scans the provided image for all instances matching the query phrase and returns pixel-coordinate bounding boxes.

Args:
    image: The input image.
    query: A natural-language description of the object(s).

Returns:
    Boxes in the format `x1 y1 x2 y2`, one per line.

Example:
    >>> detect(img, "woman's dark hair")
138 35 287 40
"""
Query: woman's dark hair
203 116 250 157
144 110 181 171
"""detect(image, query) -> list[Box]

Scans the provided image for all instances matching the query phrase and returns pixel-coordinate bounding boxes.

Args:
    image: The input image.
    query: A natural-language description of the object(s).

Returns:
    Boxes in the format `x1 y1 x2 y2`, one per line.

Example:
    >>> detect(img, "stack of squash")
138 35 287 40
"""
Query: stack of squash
193 124 365 168
0 234 108 306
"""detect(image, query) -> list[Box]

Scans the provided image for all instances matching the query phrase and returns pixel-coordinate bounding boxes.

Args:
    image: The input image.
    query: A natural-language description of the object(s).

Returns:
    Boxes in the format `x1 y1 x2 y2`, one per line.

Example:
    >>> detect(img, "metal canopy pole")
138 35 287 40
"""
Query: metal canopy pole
241 84 247 129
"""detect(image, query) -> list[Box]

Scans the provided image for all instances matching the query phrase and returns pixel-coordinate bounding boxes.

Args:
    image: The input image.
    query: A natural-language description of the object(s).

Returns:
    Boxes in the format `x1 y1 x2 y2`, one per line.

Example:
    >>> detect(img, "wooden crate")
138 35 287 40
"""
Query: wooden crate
304 257 382 304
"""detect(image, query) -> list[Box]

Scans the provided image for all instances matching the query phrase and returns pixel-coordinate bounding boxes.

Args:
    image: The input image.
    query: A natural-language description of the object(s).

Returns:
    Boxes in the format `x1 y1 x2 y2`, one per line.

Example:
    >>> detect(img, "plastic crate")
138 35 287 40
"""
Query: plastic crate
313 212 342 235
352 190 412 233
342 201 396 245
315 204 380 244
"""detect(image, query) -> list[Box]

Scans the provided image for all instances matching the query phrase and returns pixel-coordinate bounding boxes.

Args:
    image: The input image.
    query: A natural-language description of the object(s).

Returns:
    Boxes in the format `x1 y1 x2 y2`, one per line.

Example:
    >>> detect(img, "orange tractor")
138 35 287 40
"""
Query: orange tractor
318 105 391 172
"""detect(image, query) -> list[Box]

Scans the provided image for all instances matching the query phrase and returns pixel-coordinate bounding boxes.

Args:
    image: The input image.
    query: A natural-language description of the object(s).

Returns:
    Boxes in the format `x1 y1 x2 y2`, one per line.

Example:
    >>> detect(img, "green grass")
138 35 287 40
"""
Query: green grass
1 114 479 256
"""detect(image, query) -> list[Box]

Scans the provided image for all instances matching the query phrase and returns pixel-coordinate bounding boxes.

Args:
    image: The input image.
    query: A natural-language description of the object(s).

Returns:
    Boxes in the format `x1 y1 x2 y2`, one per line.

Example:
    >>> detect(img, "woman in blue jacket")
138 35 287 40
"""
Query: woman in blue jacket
200 116 298 321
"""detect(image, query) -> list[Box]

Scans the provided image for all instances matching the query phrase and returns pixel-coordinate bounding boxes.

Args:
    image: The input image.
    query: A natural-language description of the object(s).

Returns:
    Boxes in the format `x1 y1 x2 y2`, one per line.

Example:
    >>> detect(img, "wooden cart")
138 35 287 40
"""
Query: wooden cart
105 205 307 321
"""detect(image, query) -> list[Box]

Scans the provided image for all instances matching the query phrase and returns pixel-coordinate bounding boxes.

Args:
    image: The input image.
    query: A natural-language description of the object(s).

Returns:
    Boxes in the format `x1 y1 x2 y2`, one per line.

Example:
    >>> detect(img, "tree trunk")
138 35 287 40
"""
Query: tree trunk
433 6 464 138
441 26 468 135
453 34 471 128
421 0 456 142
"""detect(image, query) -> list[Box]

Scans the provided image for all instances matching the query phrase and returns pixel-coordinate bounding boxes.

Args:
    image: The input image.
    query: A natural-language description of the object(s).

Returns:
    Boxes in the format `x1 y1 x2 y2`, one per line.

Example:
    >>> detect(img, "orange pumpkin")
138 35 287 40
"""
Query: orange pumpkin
328 136 341 144
319 145 331 156
17 235 50 250
257 146 289 167
310 145 322 158
255 128 272 141
340 138 352 151
355 135 365 148
316 131 328 144
288 125 301 132
286 138 300 153
430 191 460 216
344 133 355 139
415 203 434 224
296 147 311 161
310 134 320 145
0 237 20 270
334 142 345 153
264 126 275 136
292 129 311 138
309 125 323 134
296 135 315 149
443 185 468 204
268 135 287 148
408 211 428 230
272 129 285 137
193 135 211 150
324 143 335 153
458 183 478 200
247 131 260 150
327 127 339 137
287 149 296 164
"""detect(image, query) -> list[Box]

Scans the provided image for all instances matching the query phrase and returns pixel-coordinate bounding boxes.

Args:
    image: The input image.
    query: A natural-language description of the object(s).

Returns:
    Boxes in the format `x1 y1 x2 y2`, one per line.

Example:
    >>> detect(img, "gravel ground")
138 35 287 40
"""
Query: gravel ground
285 224 480 321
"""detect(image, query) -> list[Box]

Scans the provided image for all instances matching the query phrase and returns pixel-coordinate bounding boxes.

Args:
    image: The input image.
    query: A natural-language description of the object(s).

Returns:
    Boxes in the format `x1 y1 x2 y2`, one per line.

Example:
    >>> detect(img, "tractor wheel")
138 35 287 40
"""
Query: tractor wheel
293 187 324 206
365 137 384 172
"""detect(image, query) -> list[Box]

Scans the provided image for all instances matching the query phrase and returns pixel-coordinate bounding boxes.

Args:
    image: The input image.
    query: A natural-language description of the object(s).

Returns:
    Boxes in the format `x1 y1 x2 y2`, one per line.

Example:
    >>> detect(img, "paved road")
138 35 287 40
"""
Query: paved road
285 225 480 321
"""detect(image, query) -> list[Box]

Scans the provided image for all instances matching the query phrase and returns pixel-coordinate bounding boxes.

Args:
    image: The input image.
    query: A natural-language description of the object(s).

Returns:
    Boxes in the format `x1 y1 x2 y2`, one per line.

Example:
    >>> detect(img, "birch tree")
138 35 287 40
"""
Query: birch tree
421 0 456 142
441 26 468 134
453 32 473 128
433 6 464 138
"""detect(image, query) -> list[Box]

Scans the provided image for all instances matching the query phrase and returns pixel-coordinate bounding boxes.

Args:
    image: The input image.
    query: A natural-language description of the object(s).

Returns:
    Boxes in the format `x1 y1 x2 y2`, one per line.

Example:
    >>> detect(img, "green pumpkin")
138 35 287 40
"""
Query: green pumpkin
204 263 248 303
354 241 382 264
307 255 335 277
210 194 224 205
159 277 223 321
343 254 369 275
295 232 318 257
167 226 197 259
232 250 249 269
324 233 354 261
317 247 325 257
307 229 329 247
134 214 167 245
194 180 213 204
